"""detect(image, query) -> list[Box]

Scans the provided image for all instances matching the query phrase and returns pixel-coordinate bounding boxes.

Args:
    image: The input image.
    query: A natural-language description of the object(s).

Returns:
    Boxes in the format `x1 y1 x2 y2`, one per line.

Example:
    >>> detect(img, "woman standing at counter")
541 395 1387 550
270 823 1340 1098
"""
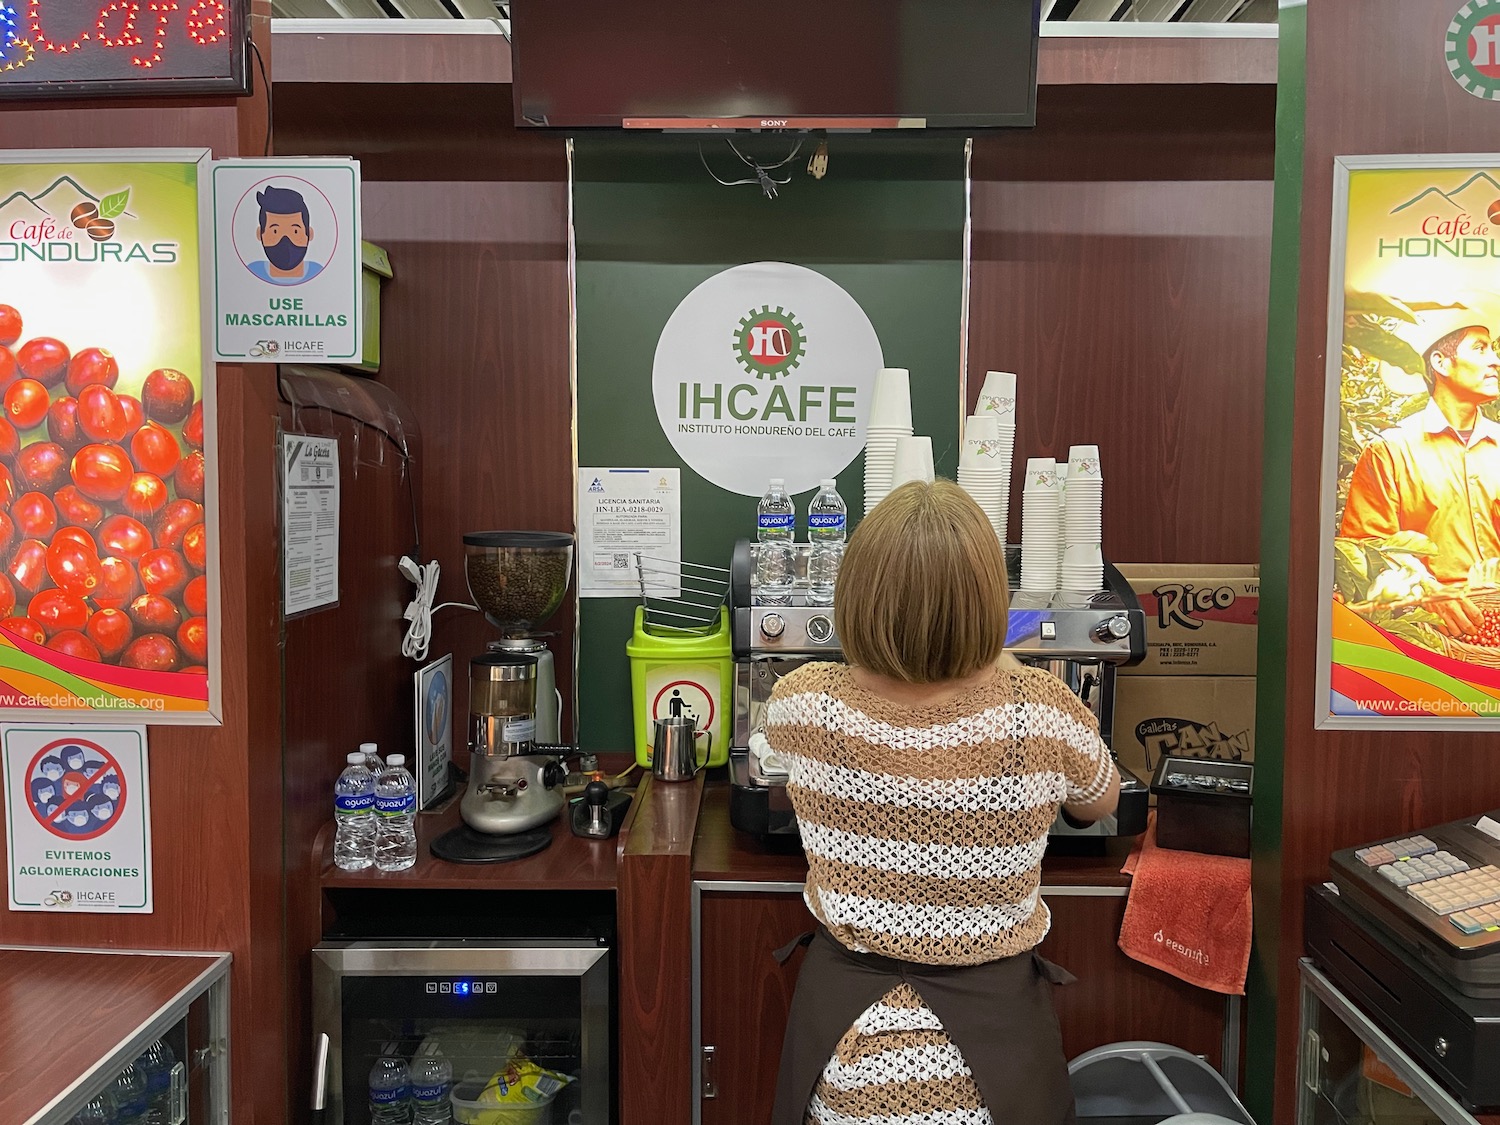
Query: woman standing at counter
764 480 1121 1125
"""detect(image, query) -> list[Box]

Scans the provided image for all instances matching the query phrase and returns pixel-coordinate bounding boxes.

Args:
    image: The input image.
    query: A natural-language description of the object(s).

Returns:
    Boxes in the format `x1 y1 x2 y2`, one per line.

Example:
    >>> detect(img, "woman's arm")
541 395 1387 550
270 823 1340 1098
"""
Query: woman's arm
1061 763 1120 825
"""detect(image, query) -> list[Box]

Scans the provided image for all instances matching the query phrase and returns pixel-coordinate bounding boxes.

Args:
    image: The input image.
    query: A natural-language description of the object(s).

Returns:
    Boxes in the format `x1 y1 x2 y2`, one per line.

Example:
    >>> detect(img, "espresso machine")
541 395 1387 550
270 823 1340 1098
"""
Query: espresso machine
430 531 574 864
727 540 1150 845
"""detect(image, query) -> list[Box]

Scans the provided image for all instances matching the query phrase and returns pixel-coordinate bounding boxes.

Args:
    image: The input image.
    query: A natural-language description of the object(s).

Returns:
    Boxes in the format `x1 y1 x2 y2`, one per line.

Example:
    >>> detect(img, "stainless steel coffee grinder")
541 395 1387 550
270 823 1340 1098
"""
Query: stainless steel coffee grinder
430 531 575 864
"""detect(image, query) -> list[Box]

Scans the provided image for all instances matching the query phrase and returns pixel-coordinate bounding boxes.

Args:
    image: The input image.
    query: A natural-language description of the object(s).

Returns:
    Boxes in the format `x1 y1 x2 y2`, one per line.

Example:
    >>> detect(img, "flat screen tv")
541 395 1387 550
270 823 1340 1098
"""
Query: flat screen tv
510 0 1040 130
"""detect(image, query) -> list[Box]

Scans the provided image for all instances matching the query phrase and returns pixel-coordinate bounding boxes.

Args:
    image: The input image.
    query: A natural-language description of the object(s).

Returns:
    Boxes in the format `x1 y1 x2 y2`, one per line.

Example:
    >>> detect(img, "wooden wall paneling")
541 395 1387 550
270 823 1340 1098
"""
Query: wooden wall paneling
363 204 576 753
274 86 575 754
1269 3 1500 1121
273 25 513 86
0 12 285 1119
697 891 817 1125
270 28 1275 90
1035 35 1277 87
970 86 1277 184
968 86 1276 565
1037 894 1227 1067
272 83 566 183
280 369 424 1123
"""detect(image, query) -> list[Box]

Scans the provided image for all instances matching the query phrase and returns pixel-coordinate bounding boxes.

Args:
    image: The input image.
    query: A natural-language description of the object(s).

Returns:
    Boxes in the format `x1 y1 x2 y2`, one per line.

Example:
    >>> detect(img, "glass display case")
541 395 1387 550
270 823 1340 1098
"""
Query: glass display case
12 948 230 1125
1297 959 1487 1125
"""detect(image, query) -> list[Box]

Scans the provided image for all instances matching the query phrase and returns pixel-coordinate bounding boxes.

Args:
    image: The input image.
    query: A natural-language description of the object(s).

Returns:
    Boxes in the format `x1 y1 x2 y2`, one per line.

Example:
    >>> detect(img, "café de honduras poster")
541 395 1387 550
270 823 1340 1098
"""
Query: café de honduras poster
1320 155 1500 729
0 151 219 723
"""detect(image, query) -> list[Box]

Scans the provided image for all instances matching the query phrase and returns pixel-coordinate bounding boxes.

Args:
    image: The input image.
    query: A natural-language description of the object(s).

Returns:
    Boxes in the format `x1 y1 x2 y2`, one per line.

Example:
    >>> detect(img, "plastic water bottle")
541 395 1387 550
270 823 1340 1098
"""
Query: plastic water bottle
134 1040 175 1125
70 1092 118 1125
361 741 384 772
807 478 846 606
410 1044 453 1125
369 1054 412 1125
109 1061 149 1125
375 754 418 872
334 752 377 871
756 477 796 603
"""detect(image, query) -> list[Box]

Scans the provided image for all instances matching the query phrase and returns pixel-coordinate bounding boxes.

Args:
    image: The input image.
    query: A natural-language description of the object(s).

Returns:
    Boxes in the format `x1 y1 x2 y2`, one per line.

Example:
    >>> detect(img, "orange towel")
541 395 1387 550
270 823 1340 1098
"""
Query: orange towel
1119 813 1252 995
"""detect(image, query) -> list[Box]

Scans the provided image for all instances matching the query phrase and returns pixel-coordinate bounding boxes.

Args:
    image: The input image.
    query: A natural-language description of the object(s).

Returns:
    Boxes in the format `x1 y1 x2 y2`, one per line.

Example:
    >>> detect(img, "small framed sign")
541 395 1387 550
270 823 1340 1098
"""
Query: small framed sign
0 0 250 100
413 654 452 810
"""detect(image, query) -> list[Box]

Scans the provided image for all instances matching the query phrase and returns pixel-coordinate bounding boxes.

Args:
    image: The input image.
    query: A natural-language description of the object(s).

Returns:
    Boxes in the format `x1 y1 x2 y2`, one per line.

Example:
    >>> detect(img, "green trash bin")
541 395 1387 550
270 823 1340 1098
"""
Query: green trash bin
627 605 732 771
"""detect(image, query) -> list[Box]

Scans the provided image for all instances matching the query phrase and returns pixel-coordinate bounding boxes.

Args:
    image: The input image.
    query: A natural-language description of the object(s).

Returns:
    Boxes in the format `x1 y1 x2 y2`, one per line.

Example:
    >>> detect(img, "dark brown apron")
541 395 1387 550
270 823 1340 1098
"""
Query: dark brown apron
770 927 1078 1125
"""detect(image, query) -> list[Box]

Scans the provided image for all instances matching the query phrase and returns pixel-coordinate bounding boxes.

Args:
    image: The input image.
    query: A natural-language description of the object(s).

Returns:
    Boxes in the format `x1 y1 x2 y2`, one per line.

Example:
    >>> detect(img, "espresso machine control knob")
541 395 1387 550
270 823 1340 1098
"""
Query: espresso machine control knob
807 615 834 644
760 613 786 639
1093 615 1131 643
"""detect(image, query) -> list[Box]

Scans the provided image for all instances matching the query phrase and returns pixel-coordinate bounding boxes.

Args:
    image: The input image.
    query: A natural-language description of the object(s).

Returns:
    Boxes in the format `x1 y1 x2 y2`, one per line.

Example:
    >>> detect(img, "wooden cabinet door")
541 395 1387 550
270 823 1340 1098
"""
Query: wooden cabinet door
698 889 815 1125
696 888 1234 1125
1038 892 1230 1071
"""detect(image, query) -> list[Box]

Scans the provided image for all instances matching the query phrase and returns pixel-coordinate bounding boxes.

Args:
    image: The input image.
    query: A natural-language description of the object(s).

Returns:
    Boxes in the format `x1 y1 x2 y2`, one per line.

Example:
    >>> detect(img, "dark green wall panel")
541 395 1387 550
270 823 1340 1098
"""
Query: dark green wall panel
573 135 968 749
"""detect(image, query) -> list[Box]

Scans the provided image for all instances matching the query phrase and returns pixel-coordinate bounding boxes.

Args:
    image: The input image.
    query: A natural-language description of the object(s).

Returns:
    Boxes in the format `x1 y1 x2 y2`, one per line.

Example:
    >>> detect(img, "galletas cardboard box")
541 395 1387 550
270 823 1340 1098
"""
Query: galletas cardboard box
1111 675 1256 787
1116 564 1260 677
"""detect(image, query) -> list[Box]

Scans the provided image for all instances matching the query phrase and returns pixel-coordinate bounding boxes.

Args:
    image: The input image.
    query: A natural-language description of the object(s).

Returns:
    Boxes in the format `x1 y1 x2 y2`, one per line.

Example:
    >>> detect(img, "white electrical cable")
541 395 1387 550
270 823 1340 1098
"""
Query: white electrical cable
399 556 476 662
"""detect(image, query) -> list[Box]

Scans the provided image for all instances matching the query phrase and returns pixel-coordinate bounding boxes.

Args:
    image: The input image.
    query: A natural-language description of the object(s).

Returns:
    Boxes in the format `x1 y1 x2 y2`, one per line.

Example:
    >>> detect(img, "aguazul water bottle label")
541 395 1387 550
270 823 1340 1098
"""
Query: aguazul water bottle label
412 1083 447 1102
808 513 844 529
375 794 415 817
370 1084 409 1104
335 792 374 816
757 513 794 530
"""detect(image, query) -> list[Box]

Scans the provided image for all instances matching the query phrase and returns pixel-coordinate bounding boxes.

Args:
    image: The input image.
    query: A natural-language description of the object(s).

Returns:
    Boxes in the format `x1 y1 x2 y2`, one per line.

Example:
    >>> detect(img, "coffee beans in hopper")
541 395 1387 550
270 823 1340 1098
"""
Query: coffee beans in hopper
467 549 570 625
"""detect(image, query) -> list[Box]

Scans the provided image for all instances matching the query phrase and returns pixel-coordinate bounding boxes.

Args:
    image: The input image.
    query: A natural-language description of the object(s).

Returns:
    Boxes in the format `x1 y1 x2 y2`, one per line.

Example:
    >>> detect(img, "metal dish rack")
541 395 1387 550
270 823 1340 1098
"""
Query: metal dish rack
635 553 731 636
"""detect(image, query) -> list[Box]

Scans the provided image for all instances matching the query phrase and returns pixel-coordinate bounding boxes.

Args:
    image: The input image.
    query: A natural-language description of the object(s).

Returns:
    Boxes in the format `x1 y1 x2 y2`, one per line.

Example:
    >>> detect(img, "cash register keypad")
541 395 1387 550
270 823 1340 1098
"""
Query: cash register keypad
1374 850 1469 888
1405 864 1500 926
1356 835 1437 867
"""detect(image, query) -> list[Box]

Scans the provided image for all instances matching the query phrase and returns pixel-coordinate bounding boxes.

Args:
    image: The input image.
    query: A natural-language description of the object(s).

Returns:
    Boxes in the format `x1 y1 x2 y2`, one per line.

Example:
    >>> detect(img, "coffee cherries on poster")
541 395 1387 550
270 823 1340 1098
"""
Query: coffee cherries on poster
0 303 209 671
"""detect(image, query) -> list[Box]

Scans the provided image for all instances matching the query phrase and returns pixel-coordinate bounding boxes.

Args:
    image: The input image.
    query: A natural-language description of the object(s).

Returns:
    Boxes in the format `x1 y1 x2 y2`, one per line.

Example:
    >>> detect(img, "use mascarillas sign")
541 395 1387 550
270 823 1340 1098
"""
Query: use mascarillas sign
0 0 248 99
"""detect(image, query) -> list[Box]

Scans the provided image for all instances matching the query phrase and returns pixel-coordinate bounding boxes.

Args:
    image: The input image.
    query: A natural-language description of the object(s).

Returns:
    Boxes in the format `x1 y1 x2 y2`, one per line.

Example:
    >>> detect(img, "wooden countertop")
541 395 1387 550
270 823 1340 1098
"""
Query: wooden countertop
1 947 226 1125
691 782 1136 887
319 789 628 891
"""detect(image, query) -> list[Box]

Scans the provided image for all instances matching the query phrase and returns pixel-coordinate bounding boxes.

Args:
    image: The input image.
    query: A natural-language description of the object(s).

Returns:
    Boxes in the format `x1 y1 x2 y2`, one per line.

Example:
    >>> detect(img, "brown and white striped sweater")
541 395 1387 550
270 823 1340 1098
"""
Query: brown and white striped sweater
765 661 1114 966
765 661 1114 1125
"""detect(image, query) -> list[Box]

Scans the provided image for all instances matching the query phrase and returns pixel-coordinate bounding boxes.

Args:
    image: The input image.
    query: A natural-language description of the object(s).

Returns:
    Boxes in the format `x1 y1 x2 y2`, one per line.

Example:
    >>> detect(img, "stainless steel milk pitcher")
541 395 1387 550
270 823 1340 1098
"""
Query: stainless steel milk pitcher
651 697 712 782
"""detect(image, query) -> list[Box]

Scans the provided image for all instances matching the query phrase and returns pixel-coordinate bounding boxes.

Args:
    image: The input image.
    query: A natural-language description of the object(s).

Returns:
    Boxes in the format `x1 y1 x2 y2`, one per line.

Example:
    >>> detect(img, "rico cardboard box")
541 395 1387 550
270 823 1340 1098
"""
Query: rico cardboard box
1116 564 1259 677
1111 675 1256 785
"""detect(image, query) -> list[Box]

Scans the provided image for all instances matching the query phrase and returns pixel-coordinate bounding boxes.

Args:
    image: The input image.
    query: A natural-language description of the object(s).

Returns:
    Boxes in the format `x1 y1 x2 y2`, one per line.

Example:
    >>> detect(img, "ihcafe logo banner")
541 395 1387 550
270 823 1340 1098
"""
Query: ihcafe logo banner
1447 1 1500 101
652 262 882 497
0 174 177 263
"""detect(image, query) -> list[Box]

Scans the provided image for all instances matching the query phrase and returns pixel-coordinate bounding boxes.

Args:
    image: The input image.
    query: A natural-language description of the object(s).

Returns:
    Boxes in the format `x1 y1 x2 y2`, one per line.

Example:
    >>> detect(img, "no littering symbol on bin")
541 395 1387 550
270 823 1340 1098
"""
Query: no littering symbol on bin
651 680 716 733
24 737 126 842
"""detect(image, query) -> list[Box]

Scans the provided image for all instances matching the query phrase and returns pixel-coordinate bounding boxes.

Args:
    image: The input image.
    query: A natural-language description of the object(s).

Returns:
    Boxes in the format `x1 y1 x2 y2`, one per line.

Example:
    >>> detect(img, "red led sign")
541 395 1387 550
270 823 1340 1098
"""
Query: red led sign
0 0 247 97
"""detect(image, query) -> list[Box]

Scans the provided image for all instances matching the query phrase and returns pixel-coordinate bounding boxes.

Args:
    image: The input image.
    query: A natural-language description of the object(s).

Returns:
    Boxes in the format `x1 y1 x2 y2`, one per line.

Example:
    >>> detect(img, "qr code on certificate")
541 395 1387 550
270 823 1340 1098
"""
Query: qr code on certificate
612 553 630 569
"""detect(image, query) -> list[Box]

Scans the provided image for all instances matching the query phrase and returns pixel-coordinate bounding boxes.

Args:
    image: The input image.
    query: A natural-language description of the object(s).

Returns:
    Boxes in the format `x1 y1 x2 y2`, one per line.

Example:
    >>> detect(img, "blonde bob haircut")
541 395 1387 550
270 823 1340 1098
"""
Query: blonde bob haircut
834 479 1010 684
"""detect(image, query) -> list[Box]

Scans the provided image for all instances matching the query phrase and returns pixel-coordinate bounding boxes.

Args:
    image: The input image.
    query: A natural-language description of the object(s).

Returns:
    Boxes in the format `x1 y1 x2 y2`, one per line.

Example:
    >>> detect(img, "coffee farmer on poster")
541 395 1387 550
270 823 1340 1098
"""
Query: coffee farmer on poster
1340 295 1500 637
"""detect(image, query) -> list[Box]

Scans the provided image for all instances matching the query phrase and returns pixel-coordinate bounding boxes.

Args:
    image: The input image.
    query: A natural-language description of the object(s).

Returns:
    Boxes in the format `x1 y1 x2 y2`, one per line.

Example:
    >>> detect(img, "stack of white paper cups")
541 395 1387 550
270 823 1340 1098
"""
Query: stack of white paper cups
889 435 936 489
974 370 1018 428
1061 445 1104 592
864 368 913 514
957 414 1009 538
1020 457 1062 593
